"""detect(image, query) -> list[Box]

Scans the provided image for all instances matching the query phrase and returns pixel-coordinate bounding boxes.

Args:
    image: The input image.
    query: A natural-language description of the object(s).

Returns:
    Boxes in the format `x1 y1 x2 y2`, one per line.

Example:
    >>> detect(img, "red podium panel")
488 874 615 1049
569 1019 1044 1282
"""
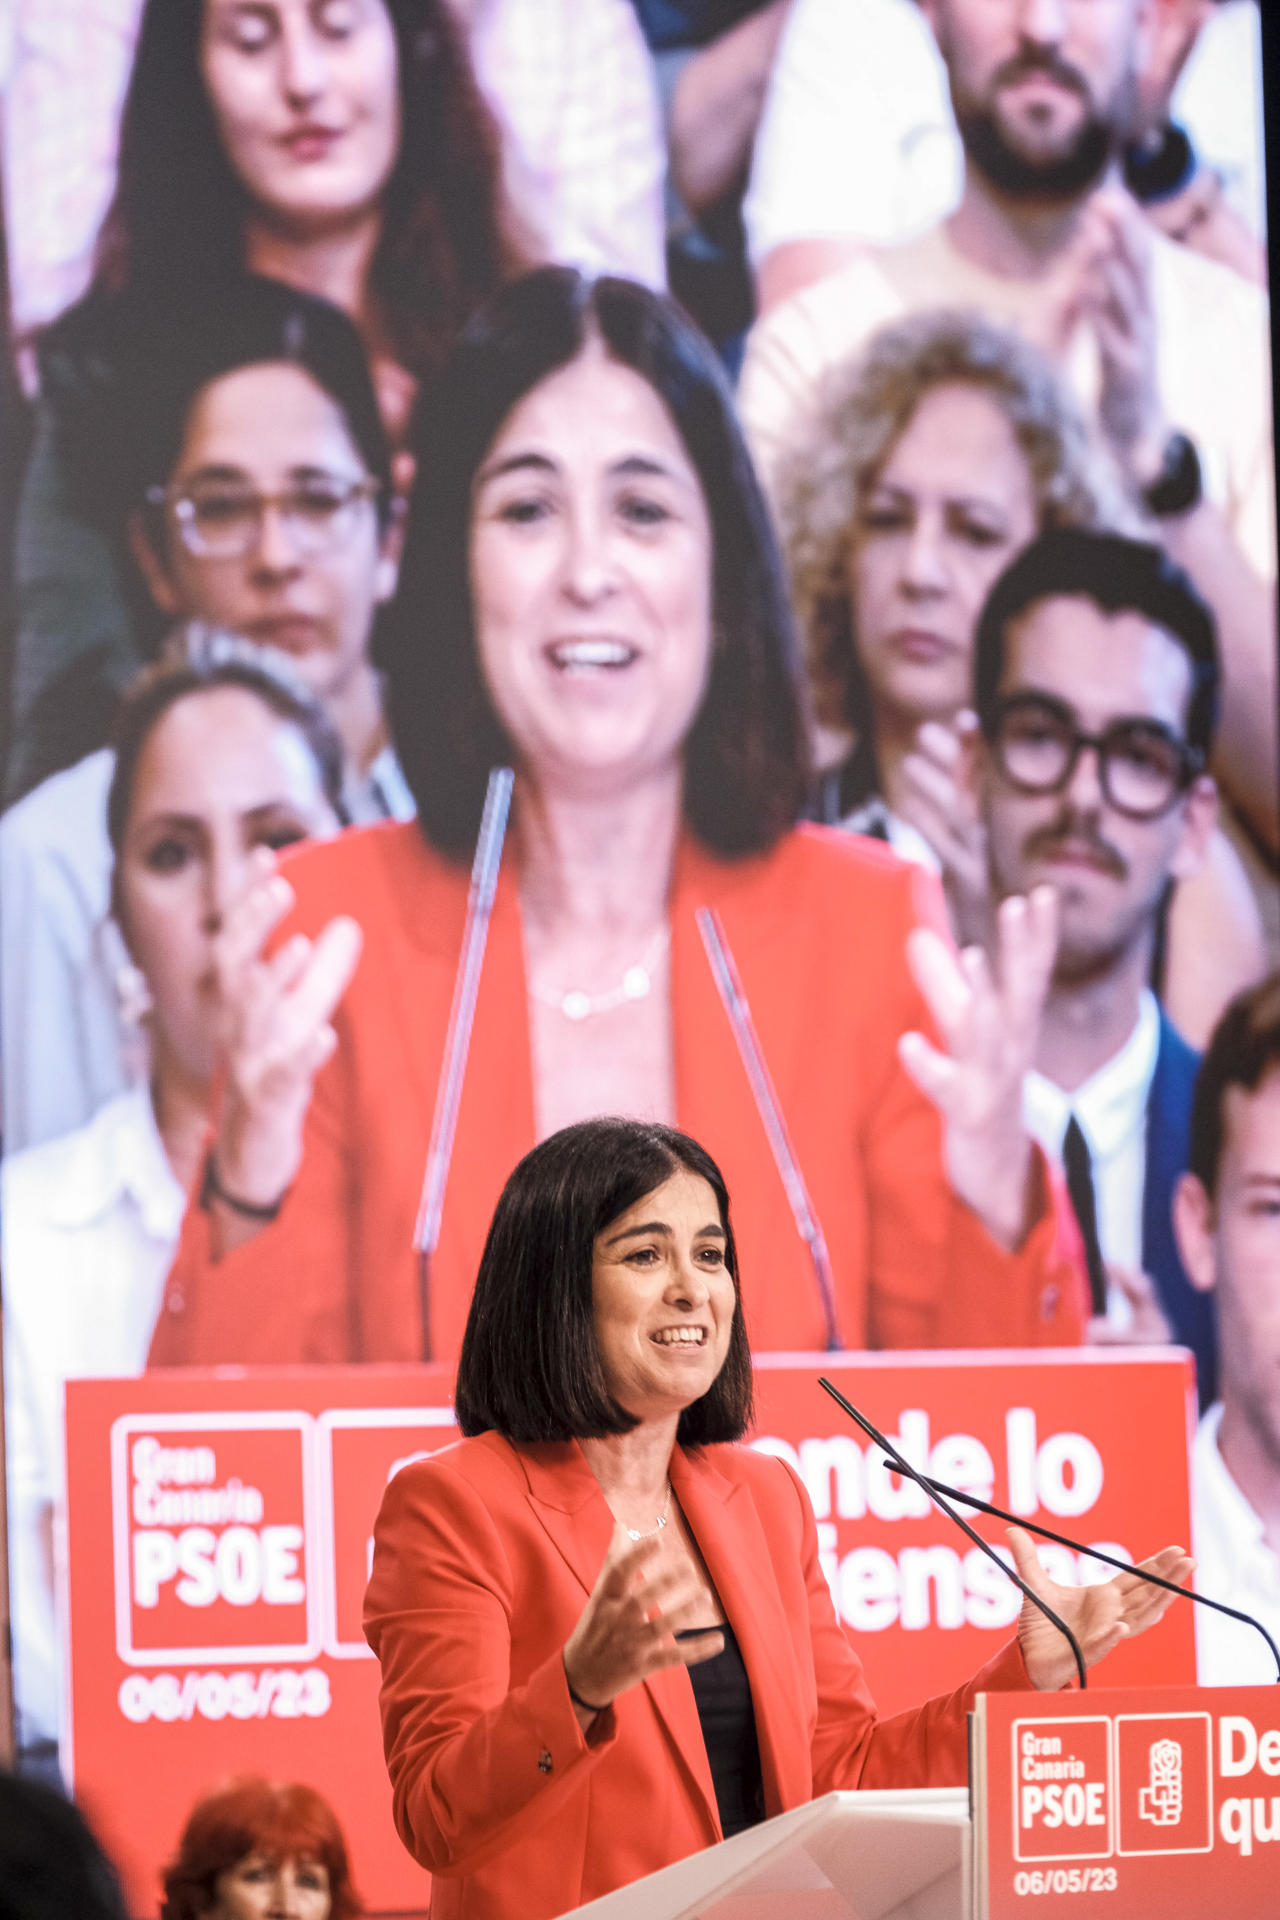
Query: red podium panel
974 1685 1280 1916
63 1351 1195 1915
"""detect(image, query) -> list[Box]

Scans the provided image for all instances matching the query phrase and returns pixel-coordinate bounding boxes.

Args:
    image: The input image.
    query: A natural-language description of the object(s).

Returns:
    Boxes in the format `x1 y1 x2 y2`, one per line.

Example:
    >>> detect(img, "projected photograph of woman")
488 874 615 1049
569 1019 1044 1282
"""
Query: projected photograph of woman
150 268 1087 1373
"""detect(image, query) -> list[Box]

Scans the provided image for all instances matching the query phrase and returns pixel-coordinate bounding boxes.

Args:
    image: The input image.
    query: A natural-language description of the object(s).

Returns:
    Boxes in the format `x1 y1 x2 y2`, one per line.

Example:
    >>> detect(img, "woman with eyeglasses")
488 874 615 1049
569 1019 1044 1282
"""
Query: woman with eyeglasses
149 267 1086 1374
0 276 409 1158
8 0 520 802
1 629 344 1760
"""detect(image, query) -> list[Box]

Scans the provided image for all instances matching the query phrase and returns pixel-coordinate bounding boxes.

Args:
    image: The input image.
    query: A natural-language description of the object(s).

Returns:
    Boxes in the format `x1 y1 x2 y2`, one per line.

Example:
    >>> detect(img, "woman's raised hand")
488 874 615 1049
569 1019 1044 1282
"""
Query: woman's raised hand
209 848 363 1244
562 1526 724 1724
898 885 1058 1251
1009 1525 1195 1692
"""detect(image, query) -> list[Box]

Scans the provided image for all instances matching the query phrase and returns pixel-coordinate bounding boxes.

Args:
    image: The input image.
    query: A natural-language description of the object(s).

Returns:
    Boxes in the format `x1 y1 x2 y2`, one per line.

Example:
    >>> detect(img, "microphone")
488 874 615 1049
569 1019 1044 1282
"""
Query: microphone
915 1456 1280 1684
819 1378 1280 1684
818 1377 1087 1688
414 766 515 1360
697 907 843 1349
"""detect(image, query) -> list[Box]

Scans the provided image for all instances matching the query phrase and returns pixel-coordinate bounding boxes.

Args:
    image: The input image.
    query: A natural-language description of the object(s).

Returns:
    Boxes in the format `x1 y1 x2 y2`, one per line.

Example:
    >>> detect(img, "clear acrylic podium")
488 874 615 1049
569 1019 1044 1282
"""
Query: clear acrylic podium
559 1788 970 1920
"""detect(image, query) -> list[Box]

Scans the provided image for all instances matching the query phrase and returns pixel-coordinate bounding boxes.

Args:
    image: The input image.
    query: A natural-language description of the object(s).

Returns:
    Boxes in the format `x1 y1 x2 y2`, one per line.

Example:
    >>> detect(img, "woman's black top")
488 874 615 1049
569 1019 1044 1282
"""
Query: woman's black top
679 1622 767 1839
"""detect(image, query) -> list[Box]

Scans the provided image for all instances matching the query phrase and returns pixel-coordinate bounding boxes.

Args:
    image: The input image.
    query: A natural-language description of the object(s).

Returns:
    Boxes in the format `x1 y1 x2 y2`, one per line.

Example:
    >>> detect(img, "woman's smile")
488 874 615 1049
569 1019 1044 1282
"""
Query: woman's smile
544 636 642 674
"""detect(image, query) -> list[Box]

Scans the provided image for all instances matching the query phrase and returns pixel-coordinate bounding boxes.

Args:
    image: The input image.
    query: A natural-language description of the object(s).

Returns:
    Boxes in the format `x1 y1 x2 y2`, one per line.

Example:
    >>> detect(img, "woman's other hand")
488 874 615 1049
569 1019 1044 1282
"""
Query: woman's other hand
898 885 1058 1250
210 847 363 1250
1009 1524 1194 1692
562 1526 723 1729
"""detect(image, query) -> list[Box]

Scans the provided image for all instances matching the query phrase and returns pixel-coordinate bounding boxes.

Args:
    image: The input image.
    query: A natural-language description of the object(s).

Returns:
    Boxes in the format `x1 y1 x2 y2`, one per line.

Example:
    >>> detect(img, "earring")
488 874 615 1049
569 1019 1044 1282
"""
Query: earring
115 959 153 1027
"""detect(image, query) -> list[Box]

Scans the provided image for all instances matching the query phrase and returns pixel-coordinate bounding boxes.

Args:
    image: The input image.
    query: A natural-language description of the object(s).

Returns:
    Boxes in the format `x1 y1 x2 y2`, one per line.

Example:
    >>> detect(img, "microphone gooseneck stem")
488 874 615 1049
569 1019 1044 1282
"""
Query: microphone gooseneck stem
916 1469 1280 1683
414 766 515 1361
818 1377 1088 1689
696 906 842 1350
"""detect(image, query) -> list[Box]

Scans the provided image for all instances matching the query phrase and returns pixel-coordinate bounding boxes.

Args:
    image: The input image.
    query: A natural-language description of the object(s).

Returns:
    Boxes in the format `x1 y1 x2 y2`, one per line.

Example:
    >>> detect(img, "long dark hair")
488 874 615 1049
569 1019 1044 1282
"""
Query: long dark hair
92 0 514 383
455 1118 754 1447
380 268 812 860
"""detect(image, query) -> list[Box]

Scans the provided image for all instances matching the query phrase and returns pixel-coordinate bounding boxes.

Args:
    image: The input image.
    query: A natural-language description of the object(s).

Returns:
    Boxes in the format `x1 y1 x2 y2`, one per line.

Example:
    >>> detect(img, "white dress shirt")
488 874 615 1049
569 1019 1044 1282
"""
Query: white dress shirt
1024 991 1161 1320
1 1085 186 1749
1191 1403 1280 1686
839 794 942 877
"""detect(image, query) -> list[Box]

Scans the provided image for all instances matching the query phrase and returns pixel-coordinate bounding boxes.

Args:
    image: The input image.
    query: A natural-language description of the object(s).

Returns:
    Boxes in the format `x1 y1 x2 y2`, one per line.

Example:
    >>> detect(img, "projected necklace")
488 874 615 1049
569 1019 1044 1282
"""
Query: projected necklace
528 927 670 1023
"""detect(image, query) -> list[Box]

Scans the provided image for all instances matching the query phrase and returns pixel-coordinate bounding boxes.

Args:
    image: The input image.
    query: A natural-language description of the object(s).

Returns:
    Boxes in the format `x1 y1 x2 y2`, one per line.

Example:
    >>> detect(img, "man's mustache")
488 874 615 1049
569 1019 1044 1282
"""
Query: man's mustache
1022 810 1127 880
993 53 1091 104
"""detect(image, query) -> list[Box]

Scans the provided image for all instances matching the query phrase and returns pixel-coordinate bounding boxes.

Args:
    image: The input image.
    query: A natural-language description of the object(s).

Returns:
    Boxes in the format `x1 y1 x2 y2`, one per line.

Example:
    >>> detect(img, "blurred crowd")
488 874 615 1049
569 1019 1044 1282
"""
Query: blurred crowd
0 0 1275 1806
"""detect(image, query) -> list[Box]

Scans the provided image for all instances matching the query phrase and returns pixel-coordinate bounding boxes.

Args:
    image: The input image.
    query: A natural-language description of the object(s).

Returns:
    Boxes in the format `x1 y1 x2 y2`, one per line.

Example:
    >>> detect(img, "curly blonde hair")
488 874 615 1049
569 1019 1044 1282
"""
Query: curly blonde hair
776 309 1129 734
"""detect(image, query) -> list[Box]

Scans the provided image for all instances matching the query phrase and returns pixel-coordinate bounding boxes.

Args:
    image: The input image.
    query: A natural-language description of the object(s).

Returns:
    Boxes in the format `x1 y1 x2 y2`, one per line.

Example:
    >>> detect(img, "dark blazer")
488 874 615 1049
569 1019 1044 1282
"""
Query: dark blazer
1143 1011 1216 1407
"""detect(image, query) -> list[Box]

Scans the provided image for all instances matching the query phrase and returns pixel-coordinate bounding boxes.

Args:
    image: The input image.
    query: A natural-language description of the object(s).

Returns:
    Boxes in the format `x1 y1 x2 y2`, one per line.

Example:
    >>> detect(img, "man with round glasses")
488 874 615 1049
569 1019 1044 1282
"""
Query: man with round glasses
969 527 1224 1400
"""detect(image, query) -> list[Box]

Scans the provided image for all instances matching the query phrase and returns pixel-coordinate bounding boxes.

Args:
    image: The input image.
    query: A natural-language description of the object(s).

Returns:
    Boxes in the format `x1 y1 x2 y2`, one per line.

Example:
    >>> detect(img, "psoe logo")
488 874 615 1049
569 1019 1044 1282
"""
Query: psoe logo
1012 1717 1112 1862
1139 1739 1182 1825
1116 1714 1212 1856
110 1412 321 1667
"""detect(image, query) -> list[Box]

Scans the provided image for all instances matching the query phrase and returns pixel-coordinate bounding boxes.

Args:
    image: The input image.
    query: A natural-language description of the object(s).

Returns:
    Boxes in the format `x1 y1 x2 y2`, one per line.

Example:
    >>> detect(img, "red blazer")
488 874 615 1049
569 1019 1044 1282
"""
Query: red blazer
364 1432 1033 1920
150 822 1083 1367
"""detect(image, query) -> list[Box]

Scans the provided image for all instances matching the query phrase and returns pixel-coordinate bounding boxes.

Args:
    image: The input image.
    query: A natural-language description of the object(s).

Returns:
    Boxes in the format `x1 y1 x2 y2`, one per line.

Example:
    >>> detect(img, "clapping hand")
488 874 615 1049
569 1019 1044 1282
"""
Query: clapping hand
210 847 363 1238
1084 1264 1175 1348
899 886 1058 1250
1041 190 1167 478
562 1526 723 1724
897 712 991 947
1009 1526 1195 1691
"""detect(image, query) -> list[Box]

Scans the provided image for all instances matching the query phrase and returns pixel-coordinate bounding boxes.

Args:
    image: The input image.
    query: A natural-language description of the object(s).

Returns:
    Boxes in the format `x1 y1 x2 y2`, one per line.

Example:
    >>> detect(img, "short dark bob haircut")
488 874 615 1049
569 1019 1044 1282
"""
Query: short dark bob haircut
107 625 347 860
160 1777 361 1920
1189 970 1280 1198
973 528 1221 758
454 1117 754 1446
90 0 513 386
378 268 812 860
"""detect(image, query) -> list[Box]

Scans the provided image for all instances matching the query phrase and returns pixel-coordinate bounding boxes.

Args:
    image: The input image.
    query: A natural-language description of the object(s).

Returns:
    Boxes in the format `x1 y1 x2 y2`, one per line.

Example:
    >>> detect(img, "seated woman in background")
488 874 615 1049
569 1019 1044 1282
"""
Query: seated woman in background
365 1116 1192 1920
9 0 519 800
1 632 343 1757
161 1777 360 1920
151 267 1085 1374
1 275 408 1158
778 309 1265 1048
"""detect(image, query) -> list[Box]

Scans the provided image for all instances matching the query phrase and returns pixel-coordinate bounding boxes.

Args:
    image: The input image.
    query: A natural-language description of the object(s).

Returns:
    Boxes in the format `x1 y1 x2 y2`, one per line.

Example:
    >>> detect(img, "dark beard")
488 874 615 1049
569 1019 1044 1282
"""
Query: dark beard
958 108 1115 203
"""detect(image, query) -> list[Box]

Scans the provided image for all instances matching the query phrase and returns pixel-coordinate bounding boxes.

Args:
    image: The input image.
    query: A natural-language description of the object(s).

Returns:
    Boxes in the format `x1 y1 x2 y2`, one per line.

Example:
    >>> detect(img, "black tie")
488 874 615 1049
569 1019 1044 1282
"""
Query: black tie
1062 1116 1109 1316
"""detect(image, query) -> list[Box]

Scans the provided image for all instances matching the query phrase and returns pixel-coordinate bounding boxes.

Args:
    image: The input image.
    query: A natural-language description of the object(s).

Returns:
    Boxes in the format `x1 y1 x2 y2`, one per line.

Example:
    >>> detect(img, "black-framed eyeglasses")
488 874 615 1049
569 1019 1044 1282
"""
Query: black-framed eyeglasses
988 691 1203 821
147 474 381 559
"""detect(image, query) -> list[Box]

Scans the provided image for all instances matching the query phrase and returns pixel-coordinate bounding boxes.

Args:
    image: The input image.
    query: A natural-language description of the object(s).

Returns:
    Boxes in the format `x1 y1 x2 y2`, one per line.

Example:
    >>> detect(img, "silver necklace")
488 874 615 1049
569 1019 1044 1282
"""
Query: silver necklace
528 927 670 1024
621 1481 673 1542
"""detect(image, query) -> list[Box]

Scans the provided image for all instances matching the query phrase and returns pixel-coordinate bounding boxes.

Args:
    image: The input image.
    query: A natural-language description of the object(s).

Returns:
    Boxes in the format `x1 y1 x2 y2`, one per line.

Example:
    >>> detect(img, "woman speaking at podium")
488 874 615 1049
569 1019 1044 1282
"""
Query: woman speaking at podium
364 1118 1191 1920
